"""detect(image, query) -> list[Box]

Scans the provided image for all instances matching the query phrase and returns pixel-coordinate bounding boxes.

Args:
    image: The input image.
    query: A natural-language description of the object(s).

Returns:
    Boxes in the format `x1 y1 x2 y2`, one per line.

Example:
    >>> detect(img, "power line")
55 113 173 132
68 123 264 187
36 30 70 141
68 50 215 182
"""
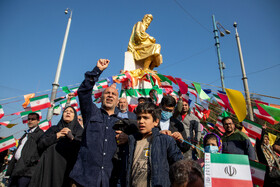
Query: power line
173 0 212 33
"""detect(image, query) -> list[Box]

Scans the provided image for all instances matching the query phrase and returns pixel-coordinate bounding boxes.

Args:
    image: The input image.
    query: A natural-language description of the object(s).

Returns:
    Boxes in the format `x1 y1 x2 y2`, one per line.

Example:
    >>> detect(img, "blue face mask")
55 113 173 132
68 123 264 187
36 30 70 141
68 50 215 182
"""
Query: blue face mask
161 110 173 121
204 145 219 154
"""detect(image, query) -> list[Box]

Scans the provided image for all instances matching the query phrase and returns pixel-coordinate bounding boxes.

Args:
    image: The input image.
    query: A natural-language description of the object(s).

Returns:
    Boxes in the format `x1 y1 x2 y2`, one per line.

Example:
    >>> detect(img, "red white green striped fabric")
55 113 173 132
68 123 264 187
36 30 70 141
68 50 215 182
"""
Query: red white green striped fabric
253 106 277 125
39 120 52 132
194 102 204 113
157 73 173 89
0 136 16 153
70 87 79 96
20 110 42 124
204 153 253 187
29 94 51 112
215 115 225 133
242 119 262 139
213 94 226 109
249 160 266 186
194 108 203 120
248 137 256 147
97 79 109 88
60 97 80 112
188 86 197 97
182 93 189 103
0 105 4 119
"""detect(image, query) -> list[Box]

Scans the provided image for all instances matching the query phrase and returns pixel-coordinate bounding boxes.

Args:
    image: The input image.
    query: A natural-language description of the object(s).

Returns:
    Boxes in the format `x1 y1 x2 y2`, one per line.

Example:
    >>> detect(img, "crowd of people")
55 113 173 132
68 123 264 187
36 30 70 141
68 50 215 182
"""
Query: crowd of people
0 59 279 187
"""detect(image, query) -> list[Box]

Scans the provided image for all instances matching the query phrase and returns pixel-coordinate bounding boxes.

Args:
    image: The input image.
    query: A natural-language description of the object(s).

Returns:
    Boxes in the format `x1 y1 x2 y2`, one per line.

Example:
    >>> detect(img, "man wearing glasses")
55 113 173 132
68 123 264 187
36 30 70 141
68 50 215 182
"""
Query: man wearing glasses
221 117 256 160
6 112 44 187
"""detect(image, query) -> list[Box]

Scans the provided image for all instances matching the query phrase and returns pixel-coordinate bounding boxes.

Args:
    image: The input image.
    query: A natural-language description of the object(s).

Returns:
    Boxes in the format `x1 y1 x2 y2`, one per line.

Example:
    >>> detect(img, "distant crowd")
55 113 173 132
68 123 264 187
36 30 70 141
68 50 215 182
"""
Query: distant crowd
0 59 279 187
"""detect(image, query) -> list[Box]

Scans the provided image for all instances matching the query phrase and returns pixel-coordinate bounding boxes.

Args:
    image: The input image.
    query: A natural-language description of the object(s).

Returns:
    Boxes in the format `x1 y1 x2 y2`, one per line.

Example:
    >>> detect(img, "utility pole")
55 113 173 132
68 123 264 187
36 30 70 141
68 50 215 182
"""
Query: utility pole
47 8 72 121
233 22 254 121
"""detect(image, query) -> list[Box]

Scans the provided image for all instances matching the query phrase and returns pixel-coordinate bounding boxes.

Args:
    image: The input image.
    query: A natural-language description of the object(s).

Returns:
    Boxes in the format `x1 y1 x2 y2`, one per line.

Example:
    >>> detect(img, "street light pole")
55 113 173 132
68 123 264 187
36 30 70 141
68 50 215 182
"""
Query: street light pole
212 15 226 91
47 8 72 121
233 22 254 121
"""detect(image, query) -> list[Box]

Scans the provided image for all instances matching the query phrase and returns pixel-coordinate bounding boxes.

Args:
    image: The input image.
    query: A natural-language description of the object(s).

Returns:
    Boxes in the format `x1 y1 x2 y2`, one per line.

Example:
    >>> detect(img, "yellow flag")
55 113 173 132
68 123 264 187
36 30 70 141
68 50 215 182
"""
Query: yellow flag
268 132 277 146
225 88 247 122
22 93 35 108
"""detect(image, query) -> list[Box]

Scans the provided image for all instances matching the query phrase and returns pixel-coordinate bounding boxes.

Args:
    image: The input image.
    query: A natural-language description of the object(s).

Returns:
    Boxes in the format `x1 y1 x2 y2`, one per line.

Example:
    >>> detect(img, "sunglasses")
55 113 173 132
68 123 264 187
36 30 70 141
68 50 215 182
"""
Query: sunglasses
28 118 37 121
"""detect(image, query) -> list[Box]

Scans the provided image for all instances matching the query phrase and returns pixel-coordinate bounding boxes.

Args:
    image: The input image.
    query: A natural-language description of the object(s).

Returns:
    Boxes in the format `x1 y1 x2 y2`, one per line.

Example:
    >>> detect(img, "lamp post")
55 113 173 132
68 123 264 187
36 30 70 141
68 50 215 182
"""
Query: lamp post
47 8 72 121
233 22 254 121
212 15 230 91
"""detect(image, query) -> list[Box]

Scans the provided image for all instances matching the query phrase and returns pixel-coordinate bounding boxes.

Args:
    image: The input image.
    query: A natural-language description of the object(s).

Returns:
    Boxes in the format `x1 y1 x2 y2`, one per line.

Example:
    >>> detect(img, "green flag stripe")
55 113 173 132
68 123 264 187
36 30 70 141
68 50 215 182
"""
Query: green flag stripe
249 160 266 170
20 110 41 116
30 94 49 101
211 153 249 165
243 119 263 128
0 136 14 144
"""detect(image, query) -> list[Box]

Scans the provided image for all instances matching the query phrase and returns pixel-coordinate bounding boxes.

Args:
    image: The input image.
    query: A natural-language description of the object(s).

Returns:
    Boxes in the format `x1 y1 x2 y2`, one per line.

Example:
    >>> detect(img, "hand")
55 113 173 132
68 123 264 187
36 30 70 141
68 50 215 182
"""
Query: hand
263 124 267 129
67 93 75 102
160 130 172 136
97 59 110 71
56 127 72 139
115 130 128 145
171 132 183 143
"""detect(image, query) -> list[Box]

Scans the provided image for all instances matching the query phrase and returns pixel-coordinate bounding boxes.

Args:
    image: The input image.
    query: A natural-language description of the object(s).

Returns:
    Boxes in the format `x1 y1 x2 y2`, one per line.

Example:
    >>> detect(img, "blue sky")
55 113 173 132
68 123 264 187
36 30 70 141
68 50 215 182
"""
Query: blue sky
0 0 279 138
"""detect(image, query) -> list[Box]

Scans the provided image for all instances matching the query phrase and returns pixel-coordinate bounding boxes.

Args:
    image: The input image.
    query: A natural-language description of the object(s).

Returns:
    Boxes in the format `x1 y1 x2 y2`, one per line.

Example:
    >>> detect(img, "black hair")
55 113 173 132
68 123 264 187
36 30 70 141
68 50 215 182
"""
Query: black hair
160 95 176 108
170 159 203 186
203 134 218 147
28 112 40 120
221 117 233 126
135 102 161 122
138 97 146 102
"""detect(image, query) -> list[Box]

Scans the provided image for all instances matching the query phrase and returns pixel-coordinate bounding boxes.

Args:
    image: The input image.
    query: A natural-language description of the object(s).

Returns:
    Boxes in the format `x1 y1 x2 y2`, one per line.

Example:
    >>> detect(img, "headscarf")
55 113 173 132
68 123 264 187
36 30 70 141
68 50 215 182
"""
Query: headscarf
203 133 223 153
56 106 82 140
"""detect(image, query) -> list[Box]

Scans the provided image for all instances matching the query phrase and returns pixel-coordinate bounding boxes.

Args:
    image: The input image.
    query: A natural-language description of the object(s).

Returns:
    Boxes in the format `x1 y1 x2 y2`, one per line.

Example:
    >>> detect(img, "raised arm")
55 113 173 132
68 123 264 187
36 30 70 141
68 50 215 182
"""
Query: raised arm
78 59 110 127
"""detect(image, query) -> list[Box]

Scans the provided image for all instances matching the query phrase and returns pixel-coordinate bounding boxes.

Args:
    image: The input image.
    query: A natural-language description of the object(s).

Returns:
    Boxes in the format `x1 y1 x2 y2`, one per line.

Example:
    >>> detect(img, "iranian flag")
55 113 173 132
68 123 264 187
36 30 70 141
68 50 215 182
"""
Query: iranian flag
157 73 173 89
97 79 109 88
20 110 42 124
215 115 225 133
194 108 203 120
182 93 189 103
213 94 226 109
30 94 51 111
194 102 204 113
249 160 266 187
39 120 52 131
242 119 262 139
253 106 277 125
188 86 197 97
60 97 80 112
204 153 253 187
249 137 256 147
70 87 79 96
0 105 4 119
0 136 16 152
113 73 127 83
92 85 105 99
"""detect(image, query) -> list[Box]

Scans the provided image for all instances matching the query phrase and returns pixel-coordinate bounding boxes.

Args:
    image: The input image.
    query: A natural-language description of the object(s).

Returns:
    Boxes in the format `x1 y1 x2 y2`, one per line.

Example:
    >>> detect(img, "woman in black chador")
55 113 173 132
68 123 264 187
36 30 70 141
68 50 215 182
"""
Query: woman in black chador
29 106 83 187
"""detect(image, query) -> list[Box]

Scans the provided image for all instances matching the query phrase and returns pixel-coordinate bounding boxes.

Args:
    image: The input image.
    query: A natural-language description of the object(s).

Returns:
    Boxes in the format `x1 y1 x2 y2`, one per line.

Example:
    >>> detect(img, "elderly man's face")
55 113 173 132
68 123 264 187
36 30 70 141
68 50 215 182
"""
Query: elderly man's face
118 98 128 112
102 87 118 111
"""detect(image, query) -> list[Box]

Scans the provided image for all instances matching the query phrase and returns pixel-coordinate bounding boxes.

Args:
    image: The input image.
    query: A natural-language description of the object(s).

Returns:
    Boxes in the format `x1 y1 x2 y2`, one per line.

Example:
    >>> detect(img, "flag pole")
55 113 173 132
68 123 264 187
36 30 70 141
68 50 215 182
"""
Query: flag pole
47 8 72 121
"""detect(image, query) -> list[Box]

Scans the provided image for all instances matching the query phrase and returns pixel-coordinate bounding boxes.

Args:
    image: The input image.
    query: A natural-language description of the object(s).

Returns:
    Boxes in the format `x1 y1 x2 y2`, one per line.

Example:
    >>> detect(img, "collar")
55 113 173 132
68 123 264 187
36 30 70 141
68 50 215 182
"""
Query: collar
100 107 119 116
26 126 38 133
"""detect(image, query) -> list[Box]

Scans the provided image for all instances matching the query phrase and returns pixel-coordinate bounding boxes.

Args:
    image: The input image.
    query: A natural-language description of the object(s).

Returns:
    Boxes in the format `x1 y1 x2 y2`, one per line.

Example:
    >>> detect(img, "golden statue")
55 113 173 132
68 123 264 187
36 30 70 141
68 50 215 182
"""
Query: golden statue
128 14 162 71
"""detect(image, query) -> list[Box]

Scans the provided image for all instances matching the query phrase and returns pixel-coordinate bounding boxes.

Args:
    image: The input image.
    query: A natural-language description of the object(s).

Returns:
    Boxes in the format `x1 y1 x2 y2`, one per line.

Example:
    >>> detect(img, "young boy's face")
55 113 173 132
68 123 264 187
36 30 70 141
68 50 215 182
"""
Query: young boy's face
137 112 159 137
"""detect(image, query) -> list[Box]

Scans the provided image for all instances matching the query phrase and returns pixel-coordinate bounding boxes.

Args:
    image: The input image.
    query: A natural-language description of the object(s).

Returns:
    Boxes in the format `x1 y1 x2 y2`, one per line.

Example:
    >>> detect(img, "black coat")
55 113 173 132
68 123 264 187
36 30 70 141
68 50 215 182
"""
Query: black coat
29 106 83 187
6 126 44 177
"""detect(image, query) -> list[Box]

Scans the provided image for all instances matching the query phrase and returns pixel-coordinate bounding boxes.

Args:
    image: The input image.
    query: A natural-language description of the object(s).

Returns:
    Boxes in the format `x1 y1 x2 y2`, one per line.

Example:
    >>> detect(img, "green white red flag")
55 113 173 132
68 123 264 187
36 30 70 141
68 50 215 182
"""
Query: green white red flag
249 160 266 187
97 79 109 89
0 136 16 153
215 115 225 133
217 92 235 114
70 87 79 96
0 105 4 119
60 97 80 112
157 73 173 89
39 120 52 131
188 86 197 97
204 153 253 187
248 136 256 147
20 110 42 124
29 94 51 111
194 102 204 113
253 106 277 125
242 119 262 139
182 93 189 103
213 94 226 109
62 86 71 94
193 108 203 120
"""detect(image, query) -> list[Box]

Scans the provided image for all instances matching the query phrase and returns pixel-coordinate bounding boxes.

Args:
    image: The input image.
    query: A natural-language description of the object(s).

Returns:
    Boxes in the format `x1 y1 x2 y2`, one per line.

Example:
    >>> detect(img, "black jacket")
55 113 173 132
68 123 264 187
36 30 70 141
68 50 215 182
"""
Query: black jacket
6 126 44 177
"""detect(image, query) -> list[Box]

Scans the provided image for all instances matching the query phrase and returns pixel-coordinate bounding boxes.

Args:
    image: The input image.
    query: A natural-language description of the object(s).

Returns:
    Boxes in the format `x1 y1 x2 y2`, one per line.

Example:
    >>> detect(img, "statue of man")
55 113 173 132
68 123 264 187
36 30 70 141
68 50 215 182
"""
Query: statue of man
127 14 162 71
